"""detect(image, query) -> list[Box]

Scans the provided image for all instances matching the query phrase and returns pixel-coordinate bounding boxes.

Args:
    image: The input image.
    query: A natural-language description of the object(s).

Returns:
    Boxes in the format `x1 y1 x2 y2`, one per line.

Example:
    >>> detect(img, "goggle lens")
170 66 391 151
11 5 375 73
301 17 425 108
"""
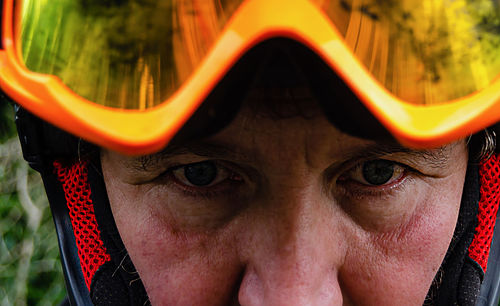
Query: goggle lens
15 0 500 108
315 0 500 104
16 0 244 109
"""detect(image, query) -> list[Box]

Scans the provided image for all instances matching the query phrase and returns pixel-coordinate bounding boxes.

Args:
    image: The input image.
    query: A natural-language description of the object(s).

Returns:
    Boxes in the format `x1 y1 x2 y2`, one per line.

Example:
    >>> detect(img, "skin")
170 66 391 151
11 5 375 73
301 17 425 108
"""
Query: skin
101 93 468 305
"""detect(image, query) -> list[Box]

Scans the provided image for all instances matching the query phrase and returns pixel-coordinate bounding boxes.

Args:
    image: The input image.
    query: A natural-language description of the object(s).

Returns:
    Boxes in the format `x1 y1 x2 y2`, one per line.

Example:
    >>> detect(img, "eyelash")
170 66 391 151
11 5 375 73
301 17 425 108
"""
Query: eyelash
161 159 416 200
164 162 243 198
336 160 414 198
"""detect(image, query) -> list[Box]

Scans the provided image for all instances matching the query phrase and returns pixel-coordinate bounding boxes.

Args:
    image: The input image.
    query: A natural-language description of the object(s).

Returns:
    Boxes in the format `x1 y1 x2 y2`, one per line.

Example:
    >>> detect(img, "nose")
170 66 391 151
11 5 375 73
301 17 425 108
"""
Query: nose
237 182 345 306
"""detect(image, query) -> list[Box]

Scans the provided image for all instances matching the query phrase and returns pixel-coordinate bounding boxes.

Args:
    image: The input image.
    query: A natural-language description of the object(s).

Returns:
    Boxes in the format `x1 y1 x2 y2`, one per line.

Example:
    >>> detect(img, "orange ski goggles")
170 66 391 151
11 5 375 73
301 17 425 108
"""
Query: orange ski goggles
2 0 500 154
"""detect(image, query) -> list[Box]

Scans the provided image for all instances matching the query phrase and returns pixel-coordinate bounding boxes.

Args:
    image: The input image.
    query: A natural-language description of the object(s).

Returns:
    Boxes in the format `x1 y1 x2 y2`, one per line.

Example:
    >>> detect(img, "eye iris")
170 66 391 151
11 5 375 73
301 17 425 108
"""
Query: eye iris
184 162 217 186
362 160 395 185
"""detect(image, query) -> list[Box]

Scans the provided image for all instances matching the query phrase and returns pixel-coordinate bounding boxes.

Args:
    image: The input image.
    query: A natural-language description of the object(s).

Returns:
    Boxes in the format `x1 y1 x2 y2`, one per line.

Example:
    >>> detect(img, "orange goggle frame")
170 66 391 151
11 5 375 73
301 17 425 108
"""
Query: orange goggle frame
2 0 500 155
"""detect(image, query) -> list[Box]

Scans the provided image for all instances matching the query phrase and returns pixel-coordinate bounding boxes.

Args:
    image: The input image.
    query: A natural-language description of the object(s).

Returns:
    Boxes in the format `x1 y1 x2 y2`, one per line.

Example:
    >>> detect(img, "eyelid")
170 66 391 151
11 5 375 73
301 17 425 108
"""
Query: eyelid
171 162 232 188
336 159 411 192
164 160 245 198
340 152 423 175
351 161 405 184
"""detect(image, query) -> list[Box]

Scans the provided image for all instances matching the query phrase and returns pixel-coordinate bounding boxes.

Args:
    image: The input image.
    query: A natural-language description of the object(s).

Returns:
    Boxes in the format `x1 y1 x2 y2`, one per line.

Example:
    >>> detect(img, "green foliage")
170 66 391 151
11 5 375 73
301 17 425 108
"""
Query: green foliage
0 98 66 305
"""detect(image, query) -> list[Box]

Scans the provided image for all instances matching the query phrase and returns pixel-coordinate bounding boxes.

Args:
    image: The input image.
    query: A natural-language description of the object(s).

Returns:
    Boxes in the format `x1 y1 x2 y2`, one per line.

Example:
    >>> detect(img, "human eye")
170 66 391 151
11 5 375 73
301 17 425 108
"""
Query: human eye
335 158 417 202
339 159 408 189
168 160 243 197
334 158 422 230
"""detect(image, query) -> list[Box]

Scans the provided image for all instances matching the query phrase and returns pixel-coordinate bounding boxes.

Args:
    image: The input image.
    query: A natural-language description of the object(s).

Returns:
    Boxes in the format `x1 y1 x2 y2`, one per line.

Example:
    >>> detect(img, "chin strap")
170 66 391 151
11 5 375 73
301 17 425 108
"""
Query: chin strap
476 154 500 306
477 207 500 305
425 154 500 305
48 159 149 305
87 160 150 305
40 162 94 305
15 105 150 305
53 161 111 291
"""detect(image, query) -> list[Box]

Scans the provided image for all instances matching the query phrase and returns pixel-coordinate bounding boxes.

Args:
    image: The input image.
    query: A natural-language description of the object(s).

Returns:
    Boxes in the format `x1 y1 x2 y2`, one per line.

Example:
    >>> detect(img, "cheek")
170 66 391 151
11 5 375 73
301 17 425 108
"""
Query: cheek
104 179 244 305
339 175 464 304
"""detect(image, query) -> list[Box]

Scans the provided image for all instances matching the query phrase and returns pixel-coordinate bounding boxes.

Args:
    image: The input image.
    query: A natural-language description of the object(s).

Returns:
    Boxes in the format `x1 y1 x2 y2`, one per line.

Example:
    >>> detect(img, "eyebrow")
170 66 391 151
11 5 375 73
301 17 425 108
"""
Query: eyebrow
130 141 253 171
129 140 455 171
345 142 452 169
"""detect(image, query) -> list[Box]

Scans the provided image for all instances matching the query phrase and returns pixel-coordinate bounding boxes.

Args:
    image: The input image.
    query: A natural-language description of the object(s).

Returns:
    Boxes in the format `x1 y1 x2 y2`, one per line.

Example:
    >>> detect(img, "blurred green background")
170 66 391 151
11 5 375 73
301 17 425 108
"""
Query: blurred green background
0 99 66 305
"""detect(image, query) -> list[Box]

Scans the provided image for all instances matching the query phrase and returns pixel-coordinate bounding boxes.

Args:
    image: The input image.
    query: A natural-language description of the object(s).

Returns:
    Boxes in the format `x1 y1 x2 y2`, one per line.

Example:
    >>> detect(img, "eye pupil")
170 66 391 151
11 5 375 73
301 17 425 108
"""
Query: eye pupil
362 160 395 185
184 162 217 186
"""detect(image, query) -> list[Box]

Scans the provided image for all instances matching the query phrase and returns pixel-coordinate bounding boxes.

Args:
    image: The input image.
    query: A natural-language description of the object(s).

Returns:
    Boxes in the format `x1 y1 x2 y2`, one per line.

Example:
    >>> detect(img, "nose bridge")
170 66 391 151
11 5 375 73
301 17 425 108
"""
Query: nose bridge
237 180 344 305
268 182 323 255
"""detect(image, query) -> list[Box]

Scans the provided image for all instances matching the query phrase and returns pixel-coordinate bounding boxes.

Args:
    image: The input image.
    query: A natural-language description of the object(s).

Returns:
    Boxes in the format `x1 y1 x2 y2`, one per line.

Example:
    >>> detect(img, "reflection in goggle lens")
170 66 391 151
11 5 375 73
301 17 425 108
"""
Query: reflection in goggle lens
17 0 243 109
315 0 500 104
17 0 500 108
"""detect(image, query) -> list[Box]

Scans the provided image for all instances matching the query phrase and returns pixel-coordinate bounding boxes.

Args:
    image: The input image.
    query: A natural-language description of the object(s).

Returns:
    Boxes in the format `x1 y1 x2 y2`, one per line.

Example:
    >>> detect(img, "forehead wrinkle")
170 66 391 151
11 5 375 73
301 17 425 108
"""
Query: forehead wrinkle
344 142 454 169
130 141 256 171
127 128 457 173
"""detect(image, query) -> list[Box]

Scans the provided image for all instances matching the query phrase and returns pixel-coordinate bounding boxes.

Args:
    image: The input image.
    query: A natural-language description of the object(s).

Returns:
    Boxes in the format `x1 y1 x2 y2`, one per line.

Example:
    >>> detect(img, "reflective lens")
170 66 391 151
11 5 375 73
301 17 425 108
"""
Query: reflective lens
16 0 500 108
315 0 500 104
16 0 243 109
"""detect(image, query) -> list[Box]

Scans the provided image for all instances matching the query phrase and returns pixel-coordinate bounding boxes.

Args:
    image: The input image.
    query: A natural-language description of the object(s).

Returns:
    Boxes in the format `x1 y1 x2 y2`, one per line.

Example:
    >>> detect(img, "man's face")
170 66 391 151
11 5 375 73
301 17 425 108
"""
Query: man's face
101 93 468 305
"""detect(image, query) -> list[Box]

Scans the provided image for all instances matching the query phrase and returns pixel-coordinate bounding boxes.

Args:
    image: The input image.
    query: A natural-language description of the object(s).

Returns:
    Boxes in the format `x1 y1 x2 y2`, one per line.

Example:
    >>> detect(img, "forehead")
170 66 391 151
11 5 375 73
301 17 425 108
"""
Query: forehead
182 87 366 169
118 82 465 173
206 85 380 155
130 93 460 175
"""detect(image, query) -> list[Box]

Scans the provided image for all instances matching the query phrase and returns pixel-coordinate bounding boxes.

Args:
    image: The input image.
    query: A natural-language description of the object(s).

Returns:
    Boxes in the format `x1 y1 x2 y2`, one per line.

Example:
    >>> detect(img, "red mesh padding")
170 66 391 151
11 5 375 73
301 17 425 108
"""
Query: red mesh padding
468 154 500 272
54 160 111 290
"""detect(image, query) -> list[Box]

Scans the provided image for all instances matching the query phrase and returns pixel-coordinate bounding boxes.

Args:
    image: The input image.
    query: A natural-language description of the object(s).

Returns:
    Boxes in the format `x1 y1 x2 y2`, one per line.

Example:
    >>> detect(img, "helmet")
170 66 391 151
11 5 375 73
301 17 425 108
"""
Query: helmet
3 0 500 304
